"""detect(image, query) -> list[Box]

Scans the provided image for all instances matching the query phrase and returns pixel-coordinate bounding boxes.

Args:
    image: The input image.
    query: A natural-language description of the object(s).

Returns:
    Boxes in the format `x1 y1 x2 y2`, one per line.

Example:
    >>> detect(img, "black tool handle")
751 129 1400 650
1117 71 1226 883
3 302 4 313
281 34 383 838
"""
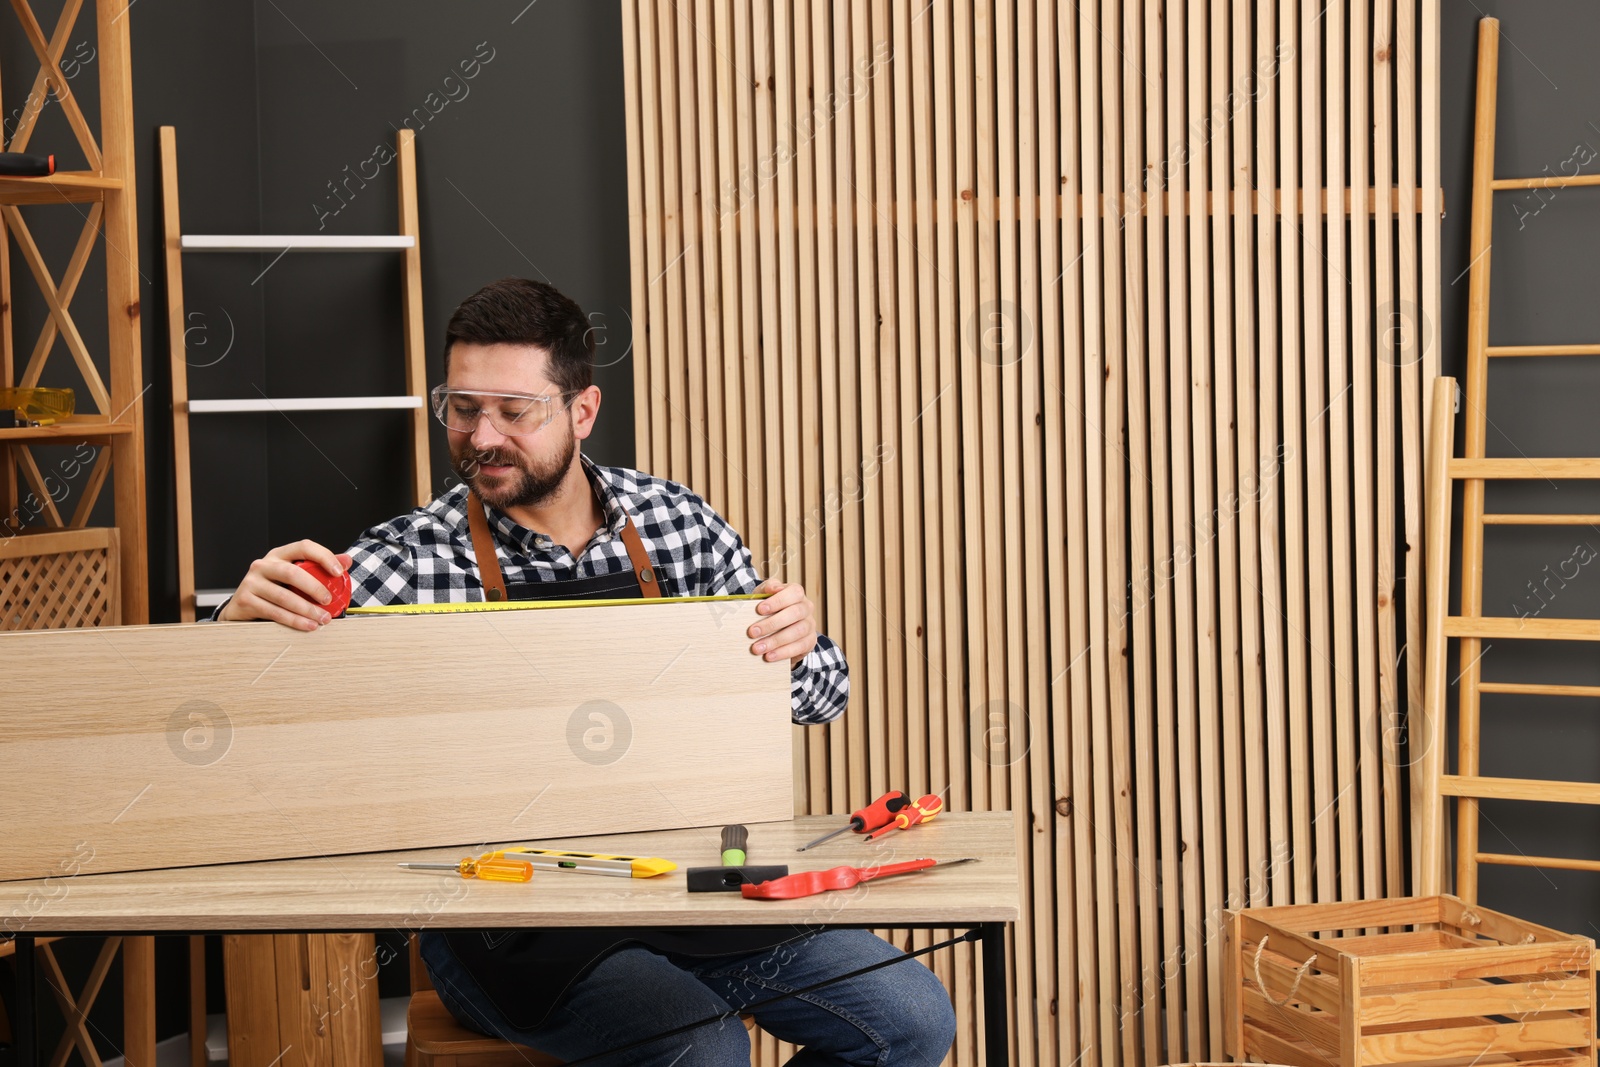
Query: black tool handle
0 152 54 177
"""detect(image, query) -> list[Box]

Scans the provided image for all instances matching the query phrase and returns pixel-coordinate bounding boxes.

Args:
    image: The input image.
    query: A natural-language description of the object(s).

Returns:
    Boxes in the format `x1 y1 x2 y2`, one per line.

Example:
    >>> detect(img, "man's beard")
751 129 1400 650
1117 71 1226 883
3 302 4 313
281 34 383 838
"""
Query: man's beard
453 421 577 510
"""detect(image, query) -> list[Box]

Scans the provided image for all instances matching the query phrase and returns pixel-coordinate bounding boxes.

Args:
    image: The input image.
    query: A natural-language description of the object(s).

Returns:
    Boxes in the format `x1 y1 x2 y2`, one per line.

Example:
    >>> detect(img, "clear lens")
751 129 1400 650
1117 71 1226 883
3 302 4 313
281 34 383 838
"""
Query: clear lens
431 387 569 436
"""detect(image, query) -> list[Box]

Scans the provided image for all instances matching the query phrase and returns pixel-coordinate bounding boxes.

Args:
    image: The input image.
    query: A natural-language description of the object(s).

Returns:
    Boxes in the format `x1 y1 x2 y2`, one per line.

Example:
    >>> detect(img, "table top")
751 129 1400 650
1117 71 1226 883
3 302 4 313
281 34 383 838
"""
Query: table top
0 813 1019 933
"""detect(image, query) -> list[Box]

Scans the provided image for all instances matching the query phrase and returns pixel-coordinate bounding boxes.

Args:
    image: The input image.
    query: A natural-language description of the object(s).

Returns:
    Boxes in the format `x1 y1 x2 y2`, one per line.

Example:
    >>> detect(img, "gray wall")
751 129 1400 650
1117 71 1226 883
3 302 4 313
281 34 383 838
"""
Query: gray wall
1441 0 1600 938
136 0 635 617
1 1 632 1052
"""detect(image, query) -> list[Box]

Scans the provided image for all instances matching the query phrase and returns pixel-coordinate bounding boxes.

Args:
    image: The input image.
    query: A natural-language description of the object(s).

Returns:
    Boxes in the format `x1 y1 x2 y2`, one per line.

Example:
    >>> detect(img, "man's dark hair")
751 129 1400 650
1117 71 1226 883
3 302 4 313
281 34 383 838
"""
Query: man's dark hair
443 277 594 394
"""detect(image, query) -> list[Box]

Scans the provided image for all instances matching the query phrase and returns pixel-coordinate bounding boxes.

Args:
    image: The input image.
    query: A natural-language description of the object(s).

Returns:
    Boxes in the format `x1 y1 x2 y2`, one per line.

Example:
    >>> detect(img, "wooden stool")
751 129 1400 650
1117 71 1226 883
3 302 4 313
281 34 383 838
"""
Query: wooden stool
405 988 759 1067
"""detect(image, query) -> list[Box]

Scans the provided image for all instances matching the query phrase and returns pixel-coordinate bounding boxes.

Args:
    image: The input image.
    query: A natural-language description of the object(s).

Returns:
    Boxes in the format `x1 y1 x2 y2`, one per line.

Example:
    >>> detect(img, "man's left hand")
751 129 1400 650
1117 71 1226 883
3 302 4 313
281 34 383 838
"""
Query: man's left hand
749 578 818 668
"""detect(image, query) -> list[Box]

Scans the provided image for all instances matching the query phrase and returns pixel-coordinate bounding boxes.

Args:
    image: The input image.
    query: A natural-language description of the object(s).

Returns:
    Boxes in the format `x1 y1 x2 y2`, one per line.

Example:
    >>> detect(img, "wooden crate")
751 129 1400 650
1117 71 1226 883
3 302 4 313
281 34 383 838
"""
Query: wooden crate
1225 896 1598 1067
0 527 121 630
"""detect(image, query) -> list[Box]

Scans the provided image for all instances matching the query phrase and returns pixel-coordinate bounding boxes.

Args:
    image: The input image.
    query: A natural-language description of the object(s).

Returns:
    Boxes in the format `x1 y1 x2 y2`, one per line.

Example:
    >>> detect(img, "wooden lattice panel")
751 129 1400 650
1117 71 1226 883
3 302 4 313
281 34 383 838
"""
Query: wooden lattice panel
0 527 119 629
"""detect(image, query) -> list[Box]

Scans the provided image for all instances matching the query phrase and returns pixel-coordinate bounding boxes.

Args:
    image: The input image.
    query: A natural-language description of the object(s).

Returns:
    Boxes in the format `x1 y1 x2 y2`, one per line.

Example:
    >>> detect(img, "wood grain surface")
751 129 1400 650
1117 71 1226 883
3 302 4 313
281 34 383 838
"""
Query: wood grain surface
0 601 791 882
0 813 1018 931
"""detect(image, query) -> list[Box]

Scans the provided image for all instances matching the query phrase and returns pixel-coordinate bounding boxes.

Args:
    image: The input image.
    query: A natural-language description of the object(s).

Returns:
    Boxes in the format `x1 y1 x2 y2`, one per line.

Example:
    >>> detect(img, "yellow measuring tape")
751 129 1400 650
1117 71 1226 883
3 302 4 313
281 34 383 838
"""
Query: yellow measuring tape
347 593 766 615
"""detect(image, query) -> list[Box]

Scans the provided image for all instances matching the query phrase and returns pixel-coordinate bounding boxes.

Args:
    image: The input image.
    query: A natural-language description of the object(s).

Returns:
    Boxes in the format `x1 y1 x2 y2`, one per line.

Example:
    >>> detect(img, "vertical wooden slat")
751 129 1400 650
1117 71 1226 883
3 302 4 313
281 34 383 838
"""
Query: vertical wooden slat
160 127 196 624
713 0 747 533
1373 0 1403 899
1325 0 1360 906
1079 0 1112 1061
1278 0 1313 907
1349 0 1383 903
1209 0 1246 948
656 0 689 483
1168 0 1205 1052
622 0 649 474
692 0 726 517
675 2 708 502
1301 0 1337 910
639 0 666 472
831 0 869 823
1257 0 1291 911
734 0 766 559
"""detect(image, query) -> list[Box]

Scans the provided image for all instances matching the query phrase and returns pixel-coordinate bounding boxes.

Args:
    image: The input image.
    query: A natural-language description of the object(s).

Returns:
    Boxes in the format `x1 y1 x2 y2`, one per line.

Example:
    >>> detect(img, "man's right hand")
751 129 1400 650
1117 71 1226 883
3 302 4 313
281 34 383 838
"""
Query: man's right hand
217 541 353 631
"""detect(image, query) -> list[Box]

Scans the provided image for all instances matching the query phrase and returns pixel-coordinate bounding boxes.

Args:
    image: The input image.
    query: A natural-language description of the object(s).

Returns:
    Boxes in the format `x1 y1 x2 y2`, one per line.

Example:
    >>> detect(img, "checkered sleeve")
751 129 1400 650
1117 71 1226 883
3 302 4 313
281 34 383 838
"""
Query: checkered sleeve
696 502 850 726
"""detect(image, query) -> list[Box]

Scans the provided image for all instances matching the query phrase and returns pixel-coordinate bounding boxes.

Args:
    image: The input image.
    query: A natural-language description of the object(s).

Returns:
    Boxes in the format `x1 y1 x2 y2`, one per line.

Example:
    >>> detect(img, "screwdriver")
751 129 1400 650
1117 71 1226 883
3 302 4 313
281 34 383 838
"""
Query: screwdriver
741 858 978 900
863 793 944 842
797 791 911 851
397 857 533 883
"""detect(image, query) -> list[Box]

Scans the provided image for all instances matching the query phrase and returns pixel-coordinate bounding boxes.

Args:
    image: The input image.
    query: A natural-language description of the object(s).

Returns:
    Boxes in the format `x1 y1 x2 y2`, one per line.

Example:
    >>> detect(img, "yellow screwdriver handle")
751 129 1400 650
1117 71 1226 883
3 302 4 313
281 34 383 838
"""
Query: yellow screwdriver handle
461 859 534 883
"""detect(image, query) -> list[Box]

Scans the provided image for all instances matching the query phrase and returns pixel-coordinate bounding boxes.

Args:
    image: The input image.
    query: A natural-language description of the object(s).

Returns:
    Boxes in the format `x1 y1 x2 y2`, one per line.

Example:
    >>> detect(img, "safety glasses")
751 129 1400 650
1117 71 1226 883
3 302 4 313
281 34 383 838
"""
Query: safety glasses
430 386 576 437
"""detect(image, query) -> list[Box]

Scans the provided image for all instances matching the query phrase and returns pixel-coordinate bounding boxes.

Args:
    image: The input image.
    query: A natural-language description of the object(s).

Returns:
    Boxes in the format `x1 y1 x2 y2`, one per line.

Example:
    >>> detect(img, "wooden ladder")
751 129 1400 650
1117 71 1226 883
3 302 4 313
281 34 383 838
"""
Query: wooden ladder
1418 16 1600 900
160 125 431 622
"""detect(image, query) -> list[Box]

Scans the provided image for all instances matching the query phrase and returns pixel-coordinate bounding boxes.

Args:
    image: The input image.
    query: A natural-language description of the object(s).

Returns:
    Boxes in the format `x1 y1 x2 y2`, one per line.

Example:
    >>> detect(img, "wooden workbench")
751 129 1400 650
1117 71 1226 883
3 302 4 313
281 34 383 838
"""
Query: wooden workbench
0 813 1020 1063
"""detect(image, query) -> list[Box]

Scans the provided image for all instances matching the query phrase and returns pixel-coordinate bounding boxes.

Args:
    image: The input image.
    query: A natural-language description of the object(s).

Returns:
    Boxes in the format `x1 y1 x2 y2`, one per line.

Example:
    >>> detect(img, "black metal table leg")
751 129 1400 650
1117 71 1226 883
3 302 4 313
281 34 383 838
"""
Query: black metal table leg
13 936 36 1067
979 922 1010 1066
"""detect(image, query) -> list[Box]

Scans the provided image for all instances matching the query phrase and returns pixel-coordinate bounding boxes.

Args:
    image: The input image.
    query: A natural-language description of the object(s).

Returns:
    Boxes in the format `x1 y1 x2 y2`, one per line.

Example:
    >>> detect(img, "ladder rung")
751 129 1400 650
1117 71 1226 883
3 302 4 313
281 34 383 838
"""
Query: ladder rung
194 589 234 609
1491 173 1600 191
1475 851 1600 873
1451 457 1600 479
188 396 424 413
180 235 415 252
1479 681 1600 698
1487 343 1600 357
1446 615 1600 641
1441 773 1600 805
1484 513 1600 525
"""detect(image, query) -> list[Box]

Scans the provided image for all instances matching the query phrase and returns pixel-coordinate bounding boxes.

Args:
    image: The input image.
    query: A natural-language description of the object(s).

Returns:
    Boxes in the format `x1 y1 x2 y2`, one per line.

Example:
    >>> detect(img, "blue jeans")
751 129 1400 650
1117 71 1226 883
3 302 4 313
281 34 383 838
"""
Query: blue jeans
419 929 957 1067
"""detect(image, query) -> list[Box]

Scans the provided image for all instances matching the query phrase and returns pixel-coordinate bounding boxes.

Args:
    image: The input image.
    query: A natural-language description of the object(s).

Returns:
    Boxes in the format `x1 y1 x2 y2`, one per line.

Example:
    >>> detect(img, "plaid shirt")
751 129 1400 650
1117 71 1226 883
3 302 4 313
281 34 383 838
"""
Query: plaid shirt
344 456 848 725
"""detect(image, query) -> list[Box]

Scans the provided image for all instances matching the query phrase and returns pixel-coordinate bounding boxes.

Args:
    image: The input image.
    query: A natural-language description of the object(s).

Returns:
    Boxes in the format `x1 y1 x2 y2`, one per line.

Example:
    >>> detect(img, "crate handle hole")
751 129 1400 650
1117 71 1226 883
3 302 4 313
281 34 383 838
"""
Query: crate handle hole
1253 935 1318 1007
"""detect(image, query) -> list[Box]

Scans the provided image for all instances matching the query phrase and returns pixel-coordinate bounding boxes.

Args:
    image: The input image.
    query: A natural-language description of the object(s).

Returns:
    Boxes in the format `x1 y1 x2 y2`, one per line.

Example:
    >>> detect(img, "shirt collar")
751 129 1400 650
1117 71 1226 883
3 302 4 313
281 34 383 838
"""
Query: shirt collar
480 454 628 547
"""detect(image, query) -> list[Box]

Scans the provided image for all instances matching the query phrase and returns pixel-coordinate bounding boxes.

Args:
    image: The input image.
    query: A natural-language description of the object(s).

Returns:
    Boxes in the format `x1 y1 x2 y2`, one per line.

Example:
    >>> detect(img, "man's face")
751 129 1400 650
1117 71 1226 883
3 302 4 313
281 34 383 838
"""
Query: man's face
445 343 582 510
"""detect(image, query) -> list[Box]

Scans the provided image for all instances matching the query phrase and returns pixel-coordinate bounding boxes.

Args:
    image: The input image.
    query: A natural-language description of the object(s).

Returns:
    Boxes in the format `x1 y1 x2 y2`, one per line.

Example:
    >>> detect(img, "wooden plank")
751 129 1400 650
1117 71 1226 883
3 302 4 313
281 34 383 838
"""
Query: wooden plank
1360 1017 1593 1063
1416 377 1456 895
0 602 791 881
734 0 765 559
1257 0 1291 913
1057 0 1094 1060
1360 944 1596 987
656 0 689 483
1373 0 1404 902
675 0 709 501
1444 617 1600 641
1301 0 1336 910
1232 0 1268 927
830 0 869 828
395 131 431 509
621 0 651 476
1146 0 1185 1051
806 0 845 818
1360 979 1594 1026
1476 852 1600 874
1279 0 1313 909
1325 0 1361 908
930 0 976 1048
1123 0 1162 1056
1441 775 1600 806
1170 0 1205 1048
1241 987 1341 1059
223 936 284 1067
638 0 666 471
1027 0 1063 1059
1210 0 1247 963
1241 895 1441 932
1450 458 1600 480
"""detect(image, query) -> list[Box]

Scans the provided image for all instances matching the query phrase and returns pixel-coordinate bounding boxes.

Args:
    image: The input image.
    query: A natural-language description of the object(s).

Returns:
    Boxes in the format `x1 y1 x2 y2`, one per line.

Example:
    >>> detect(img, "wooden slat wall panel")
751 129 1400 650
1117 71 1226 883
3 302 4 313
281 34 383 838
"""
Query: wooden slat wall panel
621 2 1439 1064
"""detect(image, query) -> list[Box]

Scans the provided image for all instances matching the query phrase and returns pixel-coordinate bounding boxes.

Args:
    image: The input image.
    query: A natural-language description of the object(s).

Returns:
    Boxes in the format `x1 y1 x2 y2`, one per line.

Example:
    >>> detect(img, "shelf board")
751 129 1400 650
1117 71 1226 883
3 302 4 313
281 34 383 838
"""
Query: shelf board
187 396 424 413
0 171 123 206
180 234 415 252
0 418 137 443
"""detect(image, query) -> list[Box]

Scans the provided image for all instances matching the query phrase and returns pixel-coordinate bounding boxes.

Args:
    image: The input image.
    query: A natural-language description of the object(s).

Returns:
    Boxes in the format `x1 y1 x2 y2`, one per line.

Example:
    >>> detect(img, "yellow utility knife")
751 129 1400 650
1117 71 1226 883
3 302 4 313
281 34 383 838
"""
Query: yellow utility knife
490 847 677 879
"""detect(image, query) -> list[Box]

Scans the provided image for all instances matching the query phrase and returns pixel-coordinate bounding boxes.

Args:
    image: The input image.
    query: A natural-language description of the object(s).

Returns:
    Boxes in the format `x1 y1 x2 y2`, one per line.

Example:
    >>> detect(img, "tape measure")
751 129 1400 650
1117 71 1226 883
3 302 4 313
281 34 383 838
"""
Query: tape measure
347 593 766 615
489 847 678 878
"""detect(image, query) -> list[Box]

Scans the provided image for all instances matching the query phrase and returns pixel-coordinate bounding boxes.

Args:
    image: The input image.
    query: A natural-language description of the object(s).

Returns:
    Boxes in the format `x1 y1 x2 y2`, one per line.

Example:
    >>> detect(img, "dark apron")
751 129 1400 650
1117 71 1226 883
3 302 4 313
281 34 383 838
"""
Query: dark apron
430 492 801 1030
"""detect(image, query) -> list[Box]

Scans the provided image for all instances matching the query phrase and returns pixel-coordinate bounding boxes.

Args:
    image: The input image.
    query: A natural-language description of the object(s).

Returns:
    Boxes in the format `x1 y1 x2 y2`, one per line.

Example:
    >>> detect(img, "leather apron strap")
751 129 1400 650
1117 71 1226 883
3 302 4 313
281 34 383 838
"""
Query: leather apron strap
465 490 507 602
465 489 662 601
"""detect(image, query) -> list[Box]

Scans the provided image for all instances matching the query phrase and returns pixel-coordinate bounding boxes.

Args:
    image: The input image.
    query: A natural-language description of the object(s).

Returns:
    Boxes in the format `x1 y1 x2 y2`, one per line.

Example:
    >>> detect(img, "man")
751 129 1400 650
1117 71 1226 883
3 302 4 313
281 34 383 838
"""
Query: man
219 278 956 1066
